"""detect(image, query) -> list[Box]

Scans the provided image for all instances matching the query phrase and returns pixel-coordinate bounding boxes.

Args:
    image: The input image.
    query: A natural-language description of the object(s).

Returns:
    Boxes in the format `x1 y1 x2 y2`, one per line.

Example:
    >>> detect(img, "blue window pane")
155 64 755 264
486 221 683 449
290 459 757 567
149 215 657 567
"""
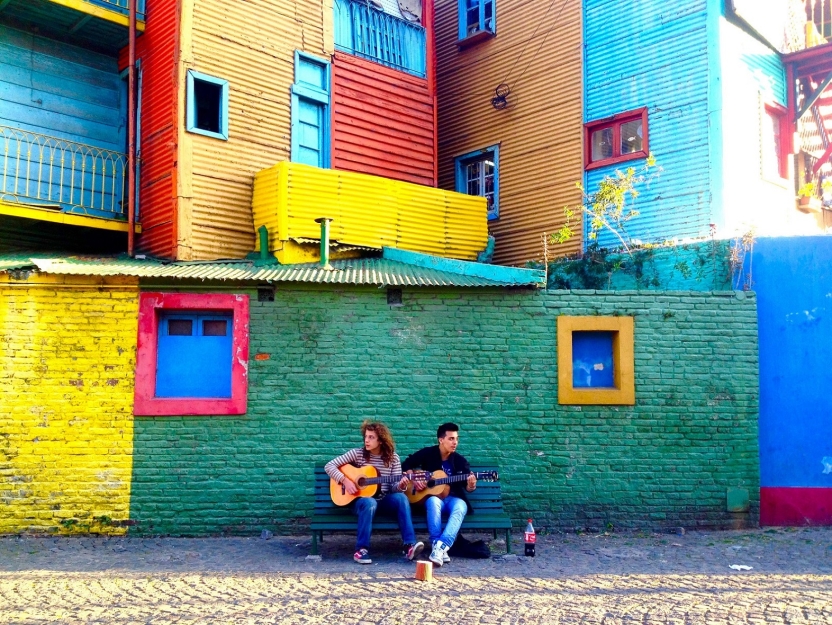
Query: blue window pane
572 331 615 388
155 313 233 398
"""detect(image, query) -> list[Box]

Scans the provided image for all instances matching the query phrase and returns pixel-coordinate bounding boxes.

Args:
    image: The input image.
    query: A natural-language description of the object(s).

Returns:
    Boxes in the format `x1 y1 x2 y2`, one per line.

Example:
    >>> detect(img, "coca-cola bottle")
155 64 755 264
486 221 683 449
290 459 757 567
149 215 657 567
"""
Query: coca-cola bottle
524 518 536 557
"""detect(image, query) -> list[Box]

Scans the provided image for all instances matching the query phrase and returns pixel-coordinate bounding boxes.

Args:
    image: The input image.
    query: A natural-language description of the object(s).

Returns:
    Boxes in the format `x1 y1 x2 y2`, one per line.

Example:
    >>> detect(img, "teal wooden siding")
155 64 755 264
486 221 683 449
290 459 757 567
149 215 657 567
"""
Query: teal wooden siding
0 25 126 150
584 1 713 247
0 25 127 217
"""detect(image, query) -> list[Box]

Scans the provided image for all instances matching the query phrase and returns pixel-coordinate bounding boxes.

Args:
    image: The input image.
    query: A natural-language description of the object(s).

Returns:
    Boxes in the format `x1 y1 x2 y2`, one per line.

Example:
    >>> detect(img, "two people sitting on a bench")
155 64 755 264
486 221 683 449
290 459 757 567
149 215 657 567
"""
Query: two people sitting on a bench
324 421 477 566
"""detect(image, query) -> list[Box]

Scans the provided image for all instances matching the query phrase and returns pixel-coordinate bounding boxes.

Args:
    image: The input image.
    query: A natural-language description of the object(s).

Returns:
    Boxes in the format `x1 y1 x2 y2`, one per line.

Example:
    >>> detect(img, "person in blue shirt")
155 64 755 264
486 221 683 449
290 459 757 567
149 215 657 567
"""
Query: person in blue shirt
402 422 477 567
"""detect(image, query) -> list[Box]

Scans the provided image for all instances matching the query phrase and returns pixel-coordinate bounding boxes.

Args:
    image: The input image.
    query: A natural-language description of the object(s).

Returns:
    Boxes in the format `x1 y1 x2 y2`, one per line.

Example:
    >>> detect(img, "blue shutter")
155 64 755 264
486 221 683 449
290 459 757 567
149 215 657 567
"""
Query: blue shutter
291 52 331 168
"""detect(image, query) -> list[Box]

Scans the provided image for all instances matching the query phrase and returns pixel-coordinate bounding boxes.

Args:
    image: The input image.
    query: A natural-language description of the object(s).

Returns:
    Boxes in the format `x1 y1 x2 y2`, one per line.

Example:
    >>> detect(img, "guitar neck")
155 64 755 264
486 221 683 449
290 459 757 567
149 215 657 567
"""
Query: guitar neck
361 473 406 486
431 472 491 486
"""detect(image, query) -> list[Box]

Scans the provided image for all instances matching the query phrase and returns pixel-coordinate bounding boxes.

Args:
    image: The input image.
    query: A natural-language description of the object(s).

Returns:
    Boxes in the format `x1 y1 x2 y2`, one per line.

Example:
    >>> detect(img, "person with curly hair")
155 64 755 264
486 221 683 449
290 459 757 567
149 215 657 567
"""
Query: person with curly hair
325 421 424 564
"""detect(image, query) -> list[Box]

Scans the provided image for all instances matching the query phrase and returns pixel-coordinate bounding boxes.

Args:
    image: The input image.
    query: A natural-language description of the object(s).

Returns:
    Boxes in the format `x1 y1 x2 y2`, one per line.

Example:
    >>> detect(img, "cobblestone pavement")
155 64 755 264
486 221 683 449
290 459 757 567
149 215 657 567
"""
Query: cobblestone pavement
1 527 831 624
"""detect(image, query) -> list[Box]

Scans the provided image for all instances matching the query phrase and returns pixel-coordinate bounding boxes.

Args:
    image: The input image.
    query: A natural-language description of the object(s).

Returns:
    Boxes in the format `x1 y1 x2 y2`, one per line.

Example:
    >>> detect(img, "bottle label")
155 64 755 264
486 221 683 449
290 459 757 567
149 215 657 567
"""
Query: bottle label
524 532 536 543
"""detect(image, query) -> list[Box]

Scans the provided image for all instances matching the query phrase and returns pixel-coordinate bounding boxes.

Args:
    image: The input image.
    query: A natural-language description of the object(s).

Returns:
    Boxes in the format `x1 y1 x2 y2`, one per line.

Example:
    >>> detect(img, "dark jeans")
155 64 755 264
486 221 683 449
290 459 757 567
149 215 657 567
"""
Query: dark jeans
352 493 416 551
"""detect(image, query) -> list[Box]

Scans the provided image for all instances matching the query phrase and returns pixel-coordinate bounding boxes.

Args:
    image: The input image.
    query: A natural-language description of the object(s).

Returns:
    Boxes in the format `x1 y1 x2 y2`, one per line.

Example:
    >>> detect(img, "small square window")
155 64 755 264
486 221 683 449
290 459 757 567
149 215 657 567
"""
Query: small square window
572 331 615 388
557 316 635 405
134 293 249 416
455 145 500 220
585 108 648 170
186 70 229 141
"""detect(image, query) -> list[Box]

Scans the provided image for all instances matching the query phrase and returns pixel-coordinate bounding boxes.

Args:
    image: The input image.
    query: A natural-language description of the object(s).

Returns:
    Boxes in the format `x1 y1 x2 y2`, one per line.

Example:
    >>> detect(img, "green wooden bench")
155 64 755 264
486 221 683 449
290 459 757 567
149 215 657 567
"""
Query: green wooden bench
310 465 513 555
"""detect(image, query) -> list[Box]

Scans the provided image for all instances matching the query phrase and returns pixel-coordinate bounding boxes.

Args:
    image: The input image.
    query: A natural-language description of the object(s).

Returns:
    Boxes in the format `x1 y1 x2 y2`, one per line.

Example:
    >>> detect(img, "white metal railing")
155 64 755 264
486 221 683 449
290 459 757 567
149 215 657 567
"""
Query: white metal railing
0 126 128 219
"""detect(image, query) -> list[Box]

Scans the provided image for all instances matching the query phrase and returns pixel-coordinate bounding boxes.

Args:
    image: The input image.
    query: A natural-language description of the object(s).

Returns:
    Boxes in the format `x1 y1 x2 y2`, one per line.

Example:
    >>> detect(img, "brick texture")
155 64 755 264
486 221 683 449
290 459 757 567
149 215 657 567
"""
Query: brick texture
0 276 138 534
130 286 759 535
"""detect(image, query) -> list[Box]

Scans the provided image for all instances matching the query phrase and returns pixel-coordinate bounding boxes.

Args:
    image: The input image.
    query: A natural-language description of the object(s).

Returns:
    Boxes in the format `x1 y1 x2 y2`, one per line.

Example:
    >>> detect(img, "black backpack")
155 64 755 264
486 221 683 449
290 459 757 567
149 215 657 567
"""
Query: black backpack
447 534 491 559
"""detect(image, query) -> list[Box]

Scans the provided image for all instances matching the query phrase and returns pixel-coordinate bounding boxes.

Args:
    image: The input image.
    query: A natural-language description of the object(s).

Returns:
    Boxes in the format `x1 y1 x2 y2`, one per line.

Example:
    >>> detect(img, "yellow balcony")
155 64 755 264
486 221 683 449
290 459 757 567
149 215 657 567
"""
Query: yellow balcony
252 162 489 264
43 0 146 28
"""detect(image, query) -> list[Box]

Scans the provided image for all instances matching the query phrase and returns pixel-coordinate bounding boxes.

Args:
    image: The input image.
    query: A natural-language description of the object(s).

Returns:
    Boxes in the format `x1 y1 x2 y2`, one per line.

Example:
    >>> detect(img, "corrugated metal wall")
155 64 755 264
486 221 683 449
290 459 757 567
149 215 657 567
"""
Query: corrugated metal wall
252 161 488 260
585 0 712 247
332 52 435 187
434 0 583 266
183 0 332 260
119 0 180 258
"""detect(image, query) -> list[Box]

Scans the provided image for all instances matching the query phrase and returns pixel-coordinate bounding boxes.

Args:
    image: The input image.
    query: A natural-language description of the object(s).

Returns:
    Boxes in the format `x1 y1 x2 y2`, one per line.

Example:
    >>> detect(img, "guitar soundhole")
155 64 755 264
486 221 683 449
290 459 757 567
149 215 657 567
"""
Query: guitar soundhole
356 478 366 488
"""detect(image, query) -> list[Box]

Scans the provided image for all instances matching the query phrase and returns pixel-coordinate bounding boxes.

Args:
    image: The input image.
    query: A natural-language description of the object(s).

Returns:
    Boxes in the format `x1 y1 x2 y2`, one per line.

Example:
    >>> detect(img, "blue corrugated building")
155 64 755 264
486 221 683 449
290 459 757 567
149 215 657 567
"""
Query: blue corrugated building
584 0 830 248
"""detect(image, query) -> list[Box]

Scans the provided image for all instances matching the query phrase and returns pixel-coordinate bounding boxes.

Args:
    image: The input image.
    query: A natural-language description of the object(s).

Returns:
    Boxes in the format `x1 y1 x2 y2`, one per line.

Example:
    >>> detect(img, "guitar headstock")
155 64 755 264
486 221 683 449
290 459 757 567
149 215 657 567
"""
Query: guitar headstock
478 470 499 482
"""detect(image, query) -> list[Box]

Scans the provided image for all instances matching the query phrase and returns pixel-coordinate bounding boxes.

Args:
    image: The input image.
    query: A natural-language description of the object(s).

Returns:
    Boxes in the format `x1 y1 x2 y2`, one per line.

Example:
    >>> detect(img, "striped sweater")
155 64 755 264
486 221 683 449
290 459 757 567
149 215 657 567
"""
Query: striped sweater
324 448 403 496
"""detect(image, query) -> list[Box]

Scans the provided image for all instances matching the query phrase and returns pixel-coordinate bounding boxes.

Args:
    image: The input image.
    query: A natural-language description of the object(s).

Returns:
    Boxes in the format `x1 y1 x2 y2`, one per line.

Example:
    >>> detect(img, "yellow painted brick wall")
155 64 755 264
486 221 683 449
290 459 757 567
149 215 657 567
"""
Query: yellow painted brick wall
0 275 139 534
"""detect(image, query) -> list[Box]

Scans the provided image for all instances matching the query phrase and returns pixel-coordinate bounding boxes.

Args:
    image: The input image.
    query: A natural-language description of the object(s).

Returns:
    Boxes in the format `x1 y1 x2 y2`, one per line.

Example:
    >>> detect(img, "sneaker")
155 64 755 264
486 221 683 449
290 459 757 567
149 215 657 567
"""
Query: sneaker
442 550 451 564
404 541 424 561
353 548 372 564
429 540 448 567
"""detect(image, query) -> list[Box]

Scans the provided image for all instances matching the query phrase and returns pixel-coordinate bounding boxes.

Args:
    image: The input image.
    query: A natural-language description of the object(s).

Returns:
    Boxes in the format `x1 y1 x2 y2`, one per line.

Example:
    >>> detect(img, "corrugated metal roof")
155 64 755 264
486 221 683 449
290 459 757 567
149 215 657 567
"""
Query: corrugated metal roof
0 255 543 287
0 254 36 272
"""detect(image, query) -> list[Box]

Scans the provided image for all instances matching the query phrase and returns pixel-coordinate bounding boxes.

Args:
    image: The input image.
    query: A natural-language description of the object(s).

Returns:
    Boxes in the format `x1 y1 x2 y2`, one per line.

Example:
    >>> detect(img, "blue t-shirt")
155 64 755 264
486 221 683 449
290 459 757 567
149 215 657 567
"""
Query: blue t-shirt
442 459 453 476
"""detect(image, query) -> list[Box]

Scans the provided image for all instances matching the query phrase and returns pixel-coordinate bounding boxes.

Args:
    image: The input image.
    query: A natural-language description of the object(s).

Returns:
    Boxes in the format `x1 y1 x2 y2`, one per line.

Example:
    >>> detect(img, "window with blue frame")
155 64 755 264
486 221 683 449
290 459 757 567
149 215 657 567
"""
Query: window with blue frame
186 70 229 141
459 0 495 40
455 145 499 220
155 313 234 398
291 52 331 168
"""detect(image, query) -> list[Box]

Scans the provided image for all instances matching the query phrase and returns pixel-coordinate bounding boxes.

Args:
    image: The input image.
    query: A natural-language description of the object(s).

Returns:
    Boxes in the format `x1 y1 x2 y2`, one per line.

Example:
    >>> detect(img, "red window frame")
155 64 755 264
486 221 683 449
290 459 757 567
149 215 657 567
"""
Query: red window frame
134 292 250 416
585 107 649 170
763 102 790 180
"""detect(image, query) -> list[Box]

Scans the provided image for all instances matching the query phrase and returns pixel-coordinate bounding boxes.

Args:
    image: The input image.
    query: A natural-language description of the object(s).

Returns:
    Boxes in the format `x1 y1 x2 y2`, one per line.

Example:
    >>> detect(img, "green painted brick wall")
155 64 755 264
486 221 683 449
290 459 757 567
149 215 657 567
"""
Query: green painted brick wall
129 287 759 535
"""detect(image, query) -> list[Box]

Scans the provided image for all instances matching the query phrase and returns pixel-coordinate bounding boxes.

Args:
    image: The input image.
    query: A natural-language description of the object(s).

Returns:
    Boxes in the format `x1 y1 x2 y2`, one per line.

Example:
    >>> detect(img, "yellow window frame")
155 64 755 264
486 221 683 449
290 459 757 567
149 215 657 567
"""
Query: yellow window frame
557 316 635 405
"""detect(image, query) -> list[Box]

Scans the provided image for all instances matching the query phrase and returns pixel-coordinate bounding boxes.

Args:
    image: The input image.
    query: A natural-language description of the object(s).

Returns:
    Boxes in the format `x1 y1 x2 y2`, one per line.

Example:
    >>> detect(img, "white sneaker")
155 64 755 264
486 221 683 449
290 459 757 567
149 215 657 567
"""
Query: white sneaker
429 541 448 567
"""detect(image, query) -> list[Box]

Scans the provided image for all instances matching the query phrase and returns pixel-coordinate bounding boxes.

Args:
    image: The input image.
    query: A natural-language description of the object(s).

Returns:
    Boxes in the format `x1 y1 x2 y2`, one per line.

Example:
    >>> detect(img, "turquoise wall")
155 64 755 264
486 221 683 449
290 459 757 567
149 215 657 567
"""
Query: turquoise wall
0 24 126 152
129 286 759 536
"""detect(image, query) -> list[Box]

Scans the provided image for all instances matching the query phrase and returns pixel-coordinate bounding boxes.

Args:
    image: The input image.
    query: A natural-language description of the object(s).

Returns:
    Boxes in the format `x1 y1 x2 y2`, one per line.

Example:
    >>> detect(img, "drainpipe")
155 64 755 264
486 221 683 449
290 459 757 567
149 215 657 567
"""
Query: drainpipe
314 217 334 270
127 0 137 256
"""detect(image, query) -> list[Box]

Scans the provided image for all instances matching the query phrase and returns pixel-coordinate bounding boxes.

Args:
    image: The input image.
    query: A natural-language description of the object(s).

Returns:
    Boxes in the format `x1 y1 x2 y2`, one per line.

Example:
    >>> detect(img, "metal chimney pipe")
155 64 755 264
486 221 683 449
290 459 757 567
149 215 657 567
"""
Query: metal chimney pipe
314 217 334 270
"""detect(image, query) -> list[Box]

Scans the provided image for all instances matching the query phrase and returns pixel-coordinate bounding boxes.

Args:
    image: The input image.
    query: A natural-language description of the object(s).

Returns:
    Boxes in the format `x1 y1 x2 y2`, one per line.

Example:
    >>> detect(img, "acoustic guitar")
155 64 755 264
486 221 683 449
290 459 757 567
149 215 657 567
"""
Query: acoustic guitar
330 464 430 506
406 470 499 504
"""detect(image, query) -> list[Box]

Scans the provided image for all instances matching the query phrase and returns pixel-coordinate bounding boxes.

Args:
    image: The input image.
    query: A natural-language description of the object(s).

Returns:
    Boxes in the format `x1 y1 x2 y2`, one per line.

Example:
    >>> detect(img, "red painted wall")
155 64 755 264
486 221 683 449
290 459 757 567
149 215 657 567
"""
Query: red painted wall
120 0 179 258
761 487 832 526
332 52 435 187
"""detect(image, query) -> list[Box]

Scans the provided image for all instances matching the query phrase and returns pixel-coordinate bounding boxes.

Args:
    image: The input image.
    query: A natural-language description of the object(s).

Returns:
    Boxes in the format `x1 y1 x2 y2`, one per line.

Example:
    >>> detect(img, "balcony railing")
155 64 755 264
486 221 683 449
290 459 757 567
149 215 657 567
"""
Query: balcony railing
252 162 487 264
85 0 146 21
0 126 128 219
335 0 426 77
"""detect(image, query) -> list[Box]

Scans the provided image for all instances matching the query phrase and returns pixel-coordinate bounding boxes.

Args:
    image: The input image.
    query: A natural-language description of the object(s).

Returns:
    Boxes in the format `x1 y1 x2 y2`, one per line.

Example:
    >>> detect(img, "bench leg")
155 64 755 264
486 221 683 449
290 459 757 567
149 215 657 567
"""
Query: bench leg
493 529 497 540
505 529 512 554
311 532 319 555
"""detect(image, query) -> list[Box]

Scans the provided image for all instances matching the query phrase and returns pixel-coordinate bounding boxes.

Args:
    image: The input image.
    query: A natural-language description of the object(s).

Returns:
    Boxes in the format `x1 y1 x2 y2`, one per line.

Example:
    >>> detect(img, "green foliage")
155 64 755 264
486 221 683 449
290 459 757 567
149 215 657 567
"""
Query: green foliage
542 240 730 291
553 154 660 253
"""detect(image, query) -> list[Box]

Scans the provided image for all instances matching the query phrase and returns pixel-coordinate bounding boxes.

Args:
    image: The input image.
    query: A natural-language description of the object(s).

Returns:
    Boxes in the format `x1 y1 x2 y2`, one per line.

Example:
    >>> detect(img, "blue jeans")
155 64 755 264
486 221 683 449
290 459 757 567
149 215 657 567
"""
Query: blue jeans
425 495 467 548
352 493 416 551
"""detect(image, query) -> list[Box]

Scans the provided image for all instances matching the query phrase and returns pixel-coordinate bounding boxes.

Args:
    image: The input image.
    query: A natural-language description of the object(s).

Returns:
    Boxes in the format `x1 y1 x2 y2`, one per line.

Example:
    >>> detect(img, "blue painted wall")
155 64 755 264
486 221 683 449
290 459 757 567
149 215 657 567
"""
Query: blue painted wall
0 25 126 151
584 0 713 247
755 236 832 488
